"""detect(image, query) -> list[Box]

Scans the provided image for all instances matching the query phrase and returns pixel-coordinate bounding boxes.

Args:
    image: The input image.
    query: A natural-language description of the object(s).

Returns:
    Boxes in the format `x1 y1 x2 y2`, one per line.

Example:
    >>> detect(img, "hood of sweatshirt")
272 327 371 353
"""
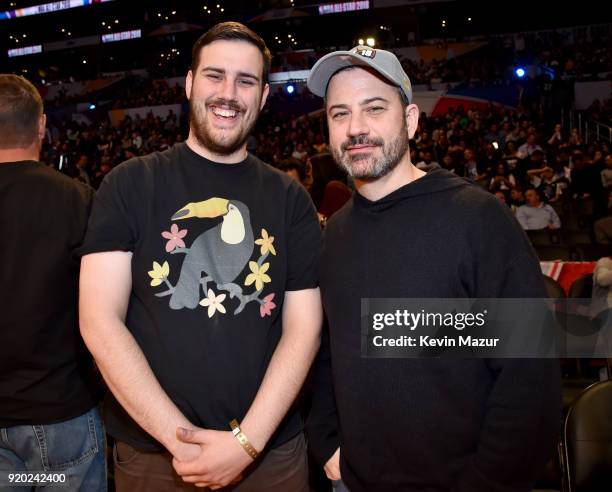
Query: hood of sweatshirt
352 168 473 214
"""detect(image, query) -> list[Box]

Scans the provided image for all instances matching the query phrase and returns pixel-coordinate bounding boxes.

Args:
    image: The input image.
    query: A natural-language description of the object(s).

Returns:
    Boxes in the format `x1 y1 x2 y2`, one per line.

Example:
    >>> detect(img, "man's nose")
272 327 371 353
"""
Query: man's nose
218 77 238 101
347 112 369 138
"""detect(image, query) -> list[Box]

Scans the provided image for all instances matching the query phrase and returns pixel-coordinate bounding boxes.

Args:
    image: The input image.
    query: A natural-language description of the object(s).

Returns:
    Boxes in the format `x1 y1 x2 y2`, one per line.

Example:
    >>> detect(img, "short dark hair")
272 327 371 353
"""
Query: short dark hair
0 74 43 149
191 22 272 85
526 187 542 200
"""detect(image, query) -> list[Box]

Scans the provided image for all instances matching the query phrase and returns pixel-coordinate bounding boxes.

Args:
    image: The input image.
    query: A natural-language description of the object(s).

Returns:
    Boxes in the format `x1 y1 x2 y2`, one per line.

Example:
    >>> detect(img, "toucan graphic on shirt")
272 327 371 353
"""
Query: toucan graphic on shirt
147 197 277 318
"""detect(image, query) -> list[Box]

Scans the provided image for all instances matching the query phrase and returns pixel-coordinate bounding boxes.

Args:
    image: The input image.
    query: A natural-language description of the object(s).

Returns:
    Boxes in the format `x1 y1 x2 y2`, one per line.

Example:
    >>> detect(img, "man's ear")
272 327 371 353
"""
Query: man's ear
185 70 193 100
405 103 420 139
260 83 270 110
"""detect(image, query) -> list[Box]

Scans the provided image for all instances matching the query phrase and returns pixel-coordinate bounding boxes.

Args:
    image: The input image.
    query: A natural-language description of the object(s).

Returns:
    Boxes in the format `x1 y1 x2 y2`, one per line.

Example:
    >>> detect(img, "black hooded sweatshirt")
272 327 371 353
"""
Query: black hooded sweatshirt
307 168 561 492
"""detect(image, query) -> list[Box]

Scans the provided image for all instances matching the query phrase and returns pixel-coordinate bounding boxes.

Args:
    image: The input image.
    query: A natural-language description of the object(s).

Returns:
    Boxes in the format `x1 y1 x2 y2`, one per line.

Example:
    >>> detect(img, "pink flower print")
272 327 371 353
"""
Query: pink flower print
260 293 277 317
161 224 187 252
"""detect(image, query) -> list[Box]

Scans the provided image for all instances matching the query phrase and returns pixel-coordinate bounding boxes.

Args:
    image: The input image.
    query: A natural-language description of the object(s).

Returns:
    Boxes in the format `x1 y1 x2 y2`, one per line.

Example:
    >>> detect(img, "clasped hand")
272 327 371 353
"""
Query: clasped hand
172 427 254 489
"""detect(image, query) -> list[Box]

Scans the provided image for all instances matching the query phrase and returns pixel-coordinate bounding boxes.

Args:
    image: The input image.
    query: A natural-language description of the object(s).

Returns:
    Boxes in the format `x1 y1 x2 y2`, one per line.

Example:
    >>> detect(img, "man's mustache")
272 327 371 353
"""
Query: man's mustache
341 135 384 152
205 98 244 113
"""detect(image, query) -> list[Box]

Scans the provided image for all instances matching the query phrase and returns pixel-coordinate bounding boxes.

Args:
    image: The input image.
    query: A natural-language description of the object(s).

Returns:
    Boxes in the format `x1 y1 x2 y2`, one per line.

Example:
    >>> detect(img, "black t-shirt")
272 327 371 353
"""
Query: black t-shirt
79 143 321 451
0 161 101 427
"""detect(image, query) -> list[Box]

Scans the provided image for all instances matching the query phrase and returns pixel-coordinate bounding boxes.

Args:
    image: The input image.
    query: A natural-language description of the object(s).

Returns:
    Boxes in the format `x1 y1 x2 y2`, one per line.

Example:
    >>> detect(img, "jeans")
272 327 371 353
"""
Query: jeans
0 406 107 491
331 480 351 492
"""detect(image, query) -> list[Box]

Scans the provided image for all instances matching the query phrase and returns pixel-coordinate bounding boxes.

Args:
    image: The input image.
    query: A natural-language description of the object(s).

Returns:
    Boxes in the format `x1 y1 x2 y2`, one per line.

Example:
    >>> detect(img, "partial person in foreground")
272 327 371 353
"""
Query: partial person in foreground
78 22 322 491
305 46 562 492
0 74 106 491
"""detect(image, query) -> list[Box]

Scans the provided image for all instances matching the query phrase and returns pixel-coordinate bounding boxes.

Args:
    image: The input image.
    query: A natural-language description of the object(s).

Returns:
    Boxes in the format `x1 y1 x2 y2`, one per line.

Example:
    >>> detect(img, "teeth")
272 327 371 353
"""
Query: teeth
212 107 237 118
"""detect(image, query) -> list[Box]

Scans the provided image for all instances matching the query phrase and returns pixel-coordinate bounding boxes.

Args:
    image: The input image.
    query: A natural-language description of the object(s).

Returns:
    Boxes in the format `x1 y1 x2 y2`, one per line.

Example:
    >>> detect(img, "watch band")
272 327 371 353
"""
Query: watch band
229 419 259 460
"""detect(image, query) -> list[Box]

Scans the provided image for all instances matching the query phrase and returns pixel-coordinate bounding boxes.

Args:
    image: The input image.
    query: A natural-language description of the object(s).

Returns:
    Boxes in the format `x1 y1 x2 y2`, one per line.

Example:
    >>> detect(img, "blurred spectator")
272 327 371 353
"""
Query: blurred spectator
509 186 527 214
527 164 569 202
516 188 562 230
292 142 308 162
313 134 329 154
518 134 543 158
416 150 440 171
74 154 91 186
547 123 564 148
278 158 308 187
494 190 510 207
463 148 487 182
489 162 516 192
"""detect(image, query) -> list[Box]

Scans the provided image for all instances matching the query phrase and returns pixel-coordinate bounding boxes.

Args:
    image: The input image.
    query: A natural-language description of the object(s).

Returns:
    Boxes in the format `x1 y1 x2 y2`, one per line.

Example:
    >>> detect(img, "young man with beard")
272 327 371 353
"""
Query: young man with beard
79 22 322 491
305 46 561 492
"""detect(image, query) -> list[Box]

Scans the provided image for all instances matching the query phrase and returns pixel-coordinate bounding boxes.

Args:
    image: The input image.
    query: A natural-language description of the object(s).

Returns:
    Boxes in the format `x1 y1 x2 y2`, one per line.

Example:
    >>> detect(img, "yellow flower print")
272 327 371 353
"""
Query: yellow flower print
255 229 276 256
244 261 271 291
148 261 170 287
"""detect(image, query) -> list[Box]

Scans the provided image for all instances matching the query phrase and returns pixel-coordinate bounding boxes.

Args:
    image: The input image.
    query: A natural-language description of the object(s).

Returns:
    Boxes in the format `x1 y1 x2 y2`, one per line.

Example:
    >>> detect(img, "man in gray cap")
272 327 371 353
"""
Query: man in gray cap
305 46 561 491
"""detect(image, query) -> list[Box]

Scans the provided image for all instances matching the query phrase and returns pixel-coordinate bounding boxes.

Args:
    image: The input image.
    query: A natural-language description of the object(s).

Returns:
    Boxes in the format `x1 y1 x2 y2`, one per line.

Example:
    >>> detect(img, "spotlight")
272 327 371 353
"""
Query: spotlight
515 67 526 78
89 103 97 110
286 84 295 95
358 38 364 45
366 37 375 47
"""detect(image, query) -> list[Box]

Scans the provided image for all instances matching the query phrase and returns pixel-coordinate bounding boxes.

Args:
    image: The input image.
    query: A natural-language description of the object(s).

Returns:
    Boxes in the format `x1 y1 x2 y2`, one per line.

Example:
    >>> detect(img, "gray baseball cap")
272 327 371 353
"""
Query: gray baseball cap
307 45 412 103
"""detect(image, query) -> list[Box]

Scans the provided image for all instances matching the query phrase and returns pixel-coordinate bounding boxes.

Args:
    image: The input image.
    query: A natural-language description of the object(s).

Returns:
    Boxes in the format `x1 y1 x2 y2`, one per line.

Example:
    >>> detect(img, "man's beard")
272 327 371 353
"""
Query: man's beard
331 119 409 180
189 95 258 156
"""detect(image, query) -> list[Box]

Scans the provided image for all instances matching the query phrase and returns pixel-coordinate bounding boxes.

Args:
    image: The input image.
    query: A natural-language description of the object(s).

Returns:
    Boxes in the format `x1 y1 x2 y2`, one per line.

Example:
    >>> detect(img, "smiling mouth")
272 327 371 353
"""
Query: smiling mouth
209 106 240 119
